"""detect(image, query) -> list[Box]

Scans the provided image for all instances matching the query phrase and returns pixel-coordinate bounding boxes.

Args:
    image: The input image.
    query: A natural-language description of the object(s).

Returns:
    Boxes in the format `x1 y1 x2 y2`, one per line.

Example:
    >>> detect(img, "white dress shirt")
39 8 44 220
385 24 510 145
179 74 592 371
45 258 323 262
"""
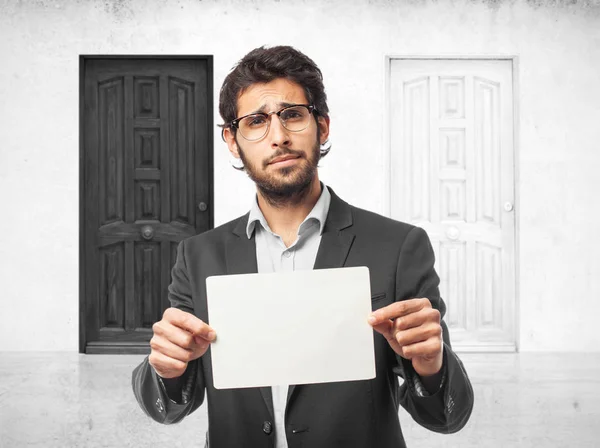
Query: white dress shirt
245 183 331 448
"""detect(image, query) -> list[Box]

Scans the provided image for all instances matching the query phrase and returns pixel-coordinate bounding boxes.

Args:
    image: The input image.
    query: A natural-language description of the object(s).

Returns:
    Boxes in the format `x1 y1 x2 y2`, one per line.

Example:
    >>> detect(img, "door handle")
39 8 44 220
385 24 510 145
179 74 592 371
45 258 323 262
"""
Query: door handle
446 226 460 241
141 225 155 241
198 202 208 212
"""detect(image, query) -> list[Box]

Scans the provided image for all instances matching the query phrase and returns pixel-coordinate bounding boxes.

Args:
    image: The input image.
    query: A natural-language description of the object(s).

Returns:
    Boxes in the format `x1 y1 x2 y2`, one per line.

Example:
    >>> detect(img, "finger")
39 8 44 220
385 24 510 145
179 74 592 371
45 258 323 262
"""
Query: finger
368 298 430 324
150 334 196 364
160 321 209 351
148 349 188 376
401 337 443 360
393 307 439 331
394 322 440 347
165 308 216 341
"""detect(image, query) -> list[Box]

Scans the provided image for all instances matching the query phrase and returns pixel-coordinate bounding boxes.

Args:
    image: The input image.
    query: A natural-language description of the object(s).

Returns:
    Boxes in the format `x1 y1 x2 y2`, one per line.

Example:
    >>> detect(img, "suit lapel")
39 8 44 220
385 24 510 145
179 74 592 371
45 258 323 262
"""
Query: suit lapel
227 215 275 417
287 187 355 404
227 213 258 275
313 231 356 270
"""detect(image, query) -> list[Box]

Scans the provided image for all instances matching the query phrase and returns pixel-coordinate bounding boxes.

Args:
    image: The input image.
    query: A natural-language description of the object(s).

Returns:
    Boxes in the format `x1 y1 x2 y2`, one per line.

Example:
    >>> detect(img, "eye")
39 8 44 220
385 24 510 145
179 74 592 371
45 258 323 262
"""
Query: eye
243 115 267 128
281 108 304 121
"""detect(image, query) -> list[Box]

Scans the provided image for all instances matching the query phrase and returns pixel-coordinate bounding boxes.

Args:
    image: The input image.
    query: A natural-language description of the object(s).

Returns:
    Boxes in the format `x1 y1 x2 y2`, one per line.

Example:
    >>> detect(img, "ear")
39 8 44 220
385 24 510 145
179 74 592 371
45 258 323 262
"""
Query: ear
223 127 241 159
317 115 330 145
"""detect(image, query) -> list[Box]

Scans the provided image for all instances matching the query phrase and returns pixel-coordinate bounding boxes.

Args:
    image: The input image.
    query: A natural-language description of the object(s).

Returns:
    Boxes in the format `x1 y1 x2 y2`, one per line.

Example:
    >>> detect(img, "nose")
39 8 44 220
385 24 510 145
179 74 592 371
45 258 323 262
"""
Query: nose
267 114 291 149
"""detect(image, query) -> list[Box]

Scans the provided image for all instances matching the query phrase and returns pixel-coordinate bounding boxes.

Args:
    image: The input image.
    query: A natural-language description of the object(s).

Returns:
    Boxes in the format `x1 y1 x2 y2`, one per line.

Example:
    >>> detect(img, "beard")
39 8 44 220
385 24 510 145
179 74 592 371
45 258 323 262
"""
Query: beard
237 138 320 208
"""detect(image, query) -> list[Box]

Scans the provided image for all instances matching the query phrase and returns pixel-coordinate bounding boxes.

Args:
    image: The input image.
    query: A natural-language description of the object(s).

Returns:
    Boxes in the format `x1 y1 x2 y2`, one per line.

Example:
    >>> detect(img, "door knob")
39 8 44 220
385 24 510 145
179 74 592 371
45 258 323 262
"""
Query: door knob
446 226 460 241
504 202 514 212
141 225 155 240
198 202 208 212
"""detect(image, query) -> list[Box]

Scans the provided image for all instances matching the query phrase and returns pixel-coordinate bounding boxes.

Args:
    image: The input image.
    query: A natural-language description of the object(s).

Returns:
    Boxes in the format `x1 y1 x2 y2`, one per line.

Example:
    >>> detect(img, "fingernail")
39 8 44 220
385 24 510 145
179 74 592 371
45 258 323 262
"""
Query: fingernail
368 315 376 324
208 331 216 341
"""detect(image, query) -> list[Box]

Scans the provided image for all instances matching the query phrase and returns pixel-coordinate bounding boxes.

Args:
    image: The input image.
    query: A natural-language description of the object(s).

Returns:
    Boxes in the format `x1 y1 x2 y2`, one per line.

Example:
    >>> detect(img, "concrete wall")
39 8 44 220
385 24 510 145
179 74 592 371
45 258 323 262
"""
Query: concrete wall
1 0 599 351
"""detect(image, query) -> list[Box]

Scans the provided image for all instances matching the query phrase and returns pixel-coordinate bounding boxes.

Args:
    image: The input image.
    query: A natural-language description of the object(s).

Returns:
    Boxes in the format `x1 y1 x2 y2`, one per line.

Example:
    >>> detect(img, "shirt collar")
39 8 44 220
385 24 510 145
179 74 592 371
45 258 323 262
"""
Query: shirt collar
245 182 331 239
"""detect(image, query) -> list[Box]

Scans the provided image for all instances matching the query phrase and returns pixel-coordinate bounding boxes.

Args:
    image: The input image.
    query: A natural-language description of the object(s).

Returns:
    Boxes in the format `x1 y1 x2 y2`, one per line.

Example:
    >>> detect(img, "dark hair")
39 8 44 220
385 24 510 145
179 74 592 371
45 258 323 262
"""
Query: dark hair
219 45 330 154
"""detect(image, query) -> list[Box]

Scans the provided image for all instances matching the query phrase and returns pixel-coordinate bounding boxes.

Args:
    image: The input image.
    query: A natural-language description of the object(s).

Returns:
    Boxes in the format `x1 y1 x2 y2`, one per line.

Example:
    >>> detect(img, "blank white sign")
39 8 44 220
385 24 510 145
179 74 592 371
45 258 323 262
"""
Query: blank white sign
205 266 376 389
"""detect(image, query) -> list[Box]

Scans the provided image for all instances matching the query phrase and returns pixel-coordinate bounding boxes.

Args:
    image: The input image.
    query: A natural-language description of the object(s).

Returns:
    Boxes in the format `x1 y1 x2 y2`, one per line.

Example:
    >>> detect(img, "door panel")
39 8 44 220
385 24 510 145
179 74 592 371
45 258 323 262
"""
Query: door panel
81 57 213 354
390 59 516 352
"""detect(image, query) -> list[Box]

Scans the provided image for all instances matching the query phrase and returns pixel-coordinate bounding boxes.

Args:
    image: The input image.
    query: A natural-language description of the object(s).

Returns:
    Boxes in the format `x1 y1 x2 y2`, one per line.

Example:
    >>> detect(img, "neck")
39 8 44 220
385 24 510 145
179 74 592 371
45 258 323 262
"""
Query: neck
256 176 322 242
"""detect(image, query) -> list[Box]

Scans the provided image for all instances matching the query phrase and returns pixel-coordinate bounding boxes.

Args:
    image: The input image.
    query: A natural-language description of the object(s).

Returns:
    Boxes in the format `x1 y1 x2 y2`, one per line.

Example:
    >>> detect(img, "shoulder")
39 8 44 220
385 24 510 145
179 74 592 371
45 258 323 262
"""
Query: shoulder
326 186 428 245
345 204 434 262
348 203 418 239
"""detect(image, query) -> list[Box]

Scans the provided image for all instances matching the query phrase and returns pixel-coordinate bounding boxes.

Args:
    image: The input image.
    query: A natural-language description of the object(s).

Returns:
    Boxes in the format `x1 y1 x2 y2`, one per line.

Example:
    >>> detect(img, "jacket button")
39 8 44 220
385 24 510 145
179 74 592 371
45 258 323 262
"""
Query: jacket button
262 421 273 435
155 398 164 412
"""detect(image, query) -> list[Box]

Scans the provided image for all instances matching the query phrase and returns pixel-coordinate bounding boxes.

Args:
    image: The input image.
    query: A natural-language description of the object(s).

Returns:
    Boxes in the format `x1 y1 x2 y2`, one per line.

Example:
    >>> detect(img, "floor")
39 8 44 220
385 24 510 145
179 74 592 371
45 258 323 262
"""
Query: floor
0 352 598 447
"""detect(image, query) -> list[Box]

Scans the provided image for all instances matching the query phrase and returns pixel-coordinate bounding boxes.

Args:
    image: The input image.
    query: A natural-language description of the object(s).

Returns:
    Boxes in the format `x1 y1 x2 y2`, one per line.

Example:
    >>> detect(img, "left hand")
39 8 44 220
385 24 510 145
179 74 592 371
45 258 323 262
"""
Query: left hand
368 298 444 377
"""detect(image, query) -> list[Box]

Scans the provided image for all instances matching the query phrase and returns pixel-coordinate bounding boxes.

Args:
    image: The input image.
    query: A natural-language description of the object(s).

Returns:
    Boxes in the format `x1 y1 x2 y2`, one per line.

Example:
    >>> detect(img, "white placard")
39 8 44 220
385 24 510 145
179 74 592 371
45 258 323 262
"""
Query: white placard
205 267 376 389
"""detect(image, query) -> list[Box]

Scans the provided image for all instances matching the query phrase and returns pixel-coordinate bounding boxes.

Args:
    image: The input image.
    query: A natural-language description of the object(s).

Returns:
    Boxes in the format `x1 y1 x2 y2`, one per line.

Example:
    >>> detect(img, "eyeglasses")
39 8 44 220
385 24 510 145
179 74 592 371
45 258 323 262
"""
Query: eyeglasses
230 104 317 141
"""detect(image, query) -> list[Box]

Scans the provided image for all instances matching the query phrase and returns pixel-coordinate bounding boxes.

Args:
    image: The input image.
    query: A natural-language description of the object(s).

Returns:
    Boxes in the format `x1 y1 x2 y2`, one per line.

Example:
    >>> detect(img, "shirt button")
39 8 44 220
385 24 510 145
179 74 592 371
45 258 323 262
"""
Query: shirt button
262 421 273 435
283 250 292 258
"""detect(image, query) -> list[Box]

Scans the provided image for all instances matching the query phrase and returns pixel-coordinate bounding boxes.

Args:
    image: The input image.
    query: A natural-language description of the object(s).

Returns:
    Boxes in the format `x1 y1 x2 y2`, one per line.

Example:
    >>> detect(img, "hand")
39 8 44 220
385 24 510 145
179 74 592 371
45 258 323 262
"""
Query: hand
149 307 216 379
368 298 443 377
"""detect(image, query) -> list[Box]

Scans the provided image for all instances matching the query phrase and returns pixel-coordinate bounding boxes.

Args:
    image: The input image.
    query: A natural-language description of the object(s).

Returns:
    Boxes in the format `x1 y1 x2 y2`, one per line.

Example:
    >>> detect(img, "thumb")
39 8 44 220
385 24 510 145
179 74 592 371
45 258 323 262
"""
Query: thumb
369 317 404 357
369 318 394 341
193 335 210 347
191 336 211 358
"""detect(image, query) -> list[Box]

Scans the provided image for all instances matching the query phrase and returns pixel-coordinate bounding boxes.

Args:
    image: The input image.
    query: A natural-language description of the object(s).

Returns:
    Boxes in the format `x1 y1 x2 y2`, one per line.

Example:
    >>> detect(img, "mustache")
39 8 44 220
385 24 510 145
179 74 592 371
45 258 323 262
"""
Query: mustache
263 149 306 168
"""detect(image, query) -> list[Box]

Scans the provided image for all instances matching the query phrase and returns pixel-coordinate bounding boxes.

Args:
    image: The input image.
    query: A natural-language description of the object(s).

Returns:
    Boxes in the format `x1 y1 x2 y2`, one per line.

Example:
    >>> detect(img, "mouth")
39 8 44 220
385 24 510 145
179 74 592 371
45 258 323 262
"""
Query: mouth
268 155 301 167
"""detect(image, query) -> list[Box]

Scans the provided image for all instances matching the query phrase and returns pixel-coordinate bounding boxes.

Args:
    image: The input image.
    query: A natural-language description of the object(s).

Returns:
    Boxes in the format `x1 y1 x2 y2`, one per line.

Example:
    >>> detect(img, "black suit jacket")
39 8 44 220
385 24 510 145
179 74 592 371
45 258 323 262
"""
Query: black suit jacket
132 187 474 448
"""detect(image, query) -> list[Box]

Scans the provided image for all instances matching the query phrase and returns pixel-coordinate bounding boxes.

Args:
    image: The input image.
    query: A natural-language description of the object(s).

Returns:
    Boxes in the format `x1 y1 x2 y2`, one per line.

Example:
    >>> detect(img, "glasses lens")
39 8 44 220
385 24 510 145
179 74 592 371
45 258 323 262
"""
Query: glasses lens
239 114 268 140
280 106 310 131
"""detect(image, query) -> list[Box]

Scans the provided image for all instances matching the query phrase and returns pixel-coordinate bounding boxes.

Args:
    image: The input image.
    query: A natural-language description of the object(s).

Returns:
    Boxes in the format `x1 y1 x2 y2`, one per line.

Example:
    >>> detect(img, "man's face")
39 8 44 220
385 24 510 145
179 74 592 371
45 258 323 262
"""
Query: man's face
224 78 329 199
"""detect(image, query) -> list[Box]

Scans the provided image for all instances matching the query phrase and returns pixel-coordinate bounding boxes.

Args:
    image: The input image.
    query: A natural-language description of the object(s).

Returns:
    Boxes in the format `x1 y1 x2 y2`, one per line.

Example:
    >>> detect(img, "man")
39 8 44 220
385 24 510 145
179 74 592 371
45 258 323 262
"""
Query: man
132 45 474 448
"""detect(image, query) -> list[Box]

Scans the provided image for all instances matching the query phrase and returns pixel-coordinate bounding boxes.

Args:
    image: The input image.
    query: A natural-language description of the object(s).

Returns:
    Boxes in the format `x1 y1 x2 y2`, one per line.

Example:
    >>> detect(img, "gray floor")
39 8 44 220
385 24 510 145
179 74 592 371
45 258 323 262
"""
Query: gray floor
0 352 598 447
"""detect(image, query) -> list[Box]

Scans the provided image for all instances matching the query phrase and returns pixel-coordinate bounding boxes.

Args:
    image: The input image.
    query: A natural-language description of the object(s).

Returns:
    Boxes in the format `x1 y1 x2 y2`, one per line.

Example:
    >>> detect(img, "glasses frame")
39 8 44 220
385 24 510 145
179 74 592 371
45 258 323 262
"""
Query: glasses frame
229 104 317 141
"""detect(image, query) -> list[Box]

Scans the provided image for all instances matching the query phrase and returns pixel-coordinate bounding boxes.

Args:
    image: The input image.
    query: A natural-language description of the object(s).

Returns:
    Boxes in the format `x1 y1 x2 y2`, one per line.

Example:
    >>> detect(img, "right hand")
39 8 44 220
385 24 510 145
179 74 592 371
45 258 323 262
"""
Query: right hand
149 307 216 379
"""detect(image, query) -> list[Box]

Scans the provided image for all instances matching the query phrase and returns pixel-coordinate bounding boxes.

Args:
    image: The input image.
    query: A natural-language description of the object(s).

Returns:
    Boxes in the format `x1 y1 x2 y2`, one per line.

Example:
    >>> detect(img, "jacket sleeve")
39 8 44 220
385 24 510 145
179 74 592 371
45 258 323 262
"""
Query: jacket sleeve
131 239 206 424
393 226 474 434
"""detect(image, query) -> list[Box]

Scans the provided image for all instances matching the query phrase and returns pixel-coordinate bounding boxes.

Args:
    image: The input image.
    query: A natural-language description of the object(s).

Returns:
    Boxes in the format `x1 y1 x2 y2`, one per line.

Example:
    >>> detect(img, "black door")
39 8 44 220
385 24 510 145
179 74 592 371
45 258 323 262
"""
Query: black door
80 57 213 354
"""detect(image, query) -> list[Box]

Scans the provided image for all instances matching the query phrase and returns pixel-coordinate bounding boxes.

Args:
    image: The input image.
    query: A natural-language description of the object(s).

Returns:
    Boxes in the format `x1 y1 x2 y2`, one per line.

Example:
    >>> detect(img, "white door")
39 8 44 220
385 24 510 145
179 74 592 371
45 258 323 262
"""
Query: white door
389 59 516 352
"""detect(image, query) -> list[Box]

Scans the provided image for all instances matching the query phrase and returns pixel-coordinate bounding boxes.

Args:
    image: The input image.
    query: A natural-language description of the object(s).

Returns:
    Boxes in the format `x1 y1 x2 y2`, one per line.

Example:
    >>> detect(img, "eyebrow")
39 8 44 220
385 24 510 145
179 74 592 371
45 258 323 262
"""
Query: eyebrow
249 102 297 115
